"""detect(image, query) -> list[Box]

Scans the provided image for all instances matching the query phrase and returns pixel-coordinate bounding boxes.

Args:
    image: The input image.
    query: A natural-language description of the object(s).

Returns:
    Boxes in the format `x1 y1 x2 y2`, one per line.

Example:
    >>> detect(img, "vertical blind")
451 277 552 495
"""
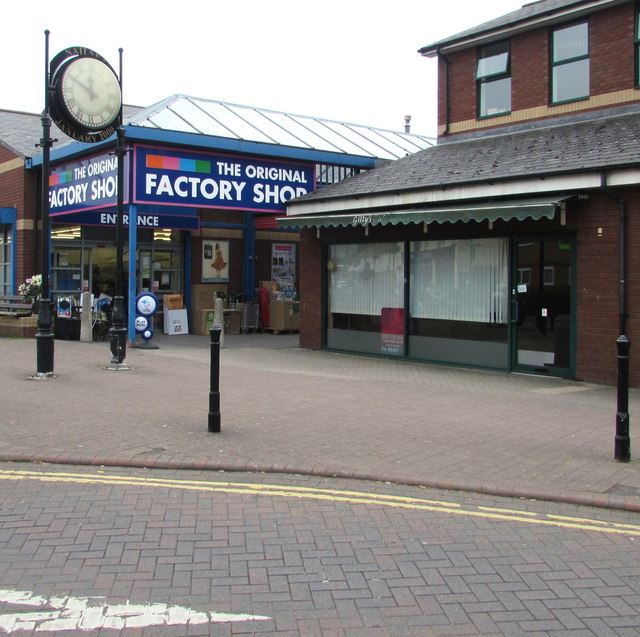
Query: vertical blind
410 238 508 323
329 243 404 315
329 238 508 323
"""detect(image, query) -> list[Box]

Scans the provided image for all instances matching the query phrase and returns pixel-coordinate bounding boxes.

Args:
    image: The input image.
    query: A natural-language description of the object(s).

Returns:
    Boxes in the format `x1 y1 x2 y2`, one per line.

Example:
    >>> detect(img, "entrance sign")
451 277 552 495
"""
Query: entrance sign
134 145 315 212
52 210 200 231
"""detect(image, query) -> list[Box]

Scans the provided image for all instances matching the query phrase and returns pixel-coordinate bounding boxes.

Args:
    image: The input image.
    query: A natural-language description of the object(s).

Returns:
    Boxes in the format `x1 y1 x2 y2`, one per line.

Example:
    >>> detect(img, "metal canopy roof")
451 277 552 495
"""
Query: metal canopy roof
277 196 571 229
127 95 434 161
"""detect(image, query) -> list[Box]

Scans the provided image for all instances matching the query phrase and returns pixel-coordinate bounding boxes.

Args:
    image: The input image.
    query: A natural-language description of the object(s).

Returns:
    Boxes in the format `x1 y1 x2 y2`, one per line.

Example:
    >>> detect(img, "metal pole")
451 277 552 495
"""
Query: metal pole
108 48 128 369
208 323 221 432
615 335 631 461
601 175 631 462
36 29 54 378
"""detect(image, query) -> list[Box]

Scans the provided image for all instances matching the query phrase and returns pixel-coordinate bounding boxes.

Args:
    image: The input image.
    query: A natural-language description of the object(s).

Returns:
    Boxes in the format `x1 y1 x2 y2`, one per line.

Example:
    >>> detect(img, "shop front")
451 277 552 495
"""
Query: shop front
44 144 313 341
281 197 577 379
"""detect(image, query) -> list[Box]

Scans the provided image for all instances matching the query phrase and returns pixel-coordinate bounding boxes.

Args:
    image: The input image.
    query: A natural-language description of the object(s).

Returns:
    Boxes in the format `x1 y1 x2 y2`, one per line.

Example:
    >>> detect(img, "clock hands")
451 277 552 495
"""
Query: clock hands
72 75 98 100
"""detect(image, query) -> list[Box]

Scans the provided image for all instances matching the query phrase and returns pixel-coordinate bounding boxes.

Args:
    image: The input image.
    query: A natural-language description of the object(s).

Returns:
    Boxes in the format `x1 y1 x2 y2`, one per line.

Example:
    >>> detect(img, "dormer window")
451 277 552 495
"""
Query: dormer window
476 40 511 118
551 21 589 103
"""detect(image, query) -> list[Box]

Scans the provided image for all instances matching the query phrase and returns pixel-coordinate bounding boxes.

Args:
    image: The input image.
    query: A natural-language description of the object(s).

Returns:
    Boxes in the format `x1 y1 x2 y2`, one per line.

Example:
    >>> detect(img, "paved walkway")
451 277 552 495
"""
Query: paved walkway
1 332 639 512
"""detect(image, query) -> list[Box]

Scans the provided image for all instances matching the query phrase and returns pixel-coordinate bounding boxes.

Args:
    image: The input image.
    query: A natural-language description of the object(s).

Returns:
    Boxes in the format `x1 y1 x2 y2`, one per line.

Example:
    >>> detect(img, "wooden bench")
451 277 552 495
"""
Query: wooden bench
0 295 33 317
0 295 37 337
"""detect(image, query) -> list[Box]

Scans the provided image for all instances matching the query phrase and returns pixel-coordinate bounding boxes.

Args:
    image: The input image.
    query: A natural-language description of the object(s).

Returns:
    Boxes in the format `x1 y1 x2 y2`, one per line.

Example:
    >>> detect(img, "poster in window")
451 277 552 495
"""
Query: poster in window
203 240 229 283
380 307 404 356
271 243 296 283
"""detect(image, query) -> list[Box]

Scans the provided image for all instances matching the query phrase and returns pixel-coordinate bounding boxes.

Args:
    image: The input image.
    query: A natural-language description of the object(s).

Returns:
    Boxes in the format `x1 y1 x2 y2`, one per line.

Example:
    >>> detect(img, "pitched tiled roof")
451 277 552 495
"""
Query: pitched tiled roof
0 106 142 158
290 108 640 203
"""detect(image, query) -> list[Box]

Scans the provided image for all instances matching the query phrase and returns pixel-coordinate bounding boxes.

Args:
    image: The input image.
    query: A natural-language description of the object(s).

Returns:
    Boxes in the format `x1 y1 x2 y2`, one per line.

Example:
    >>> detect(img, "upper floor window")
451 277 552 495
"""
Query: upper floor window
551 21 589 103
476 40 511 117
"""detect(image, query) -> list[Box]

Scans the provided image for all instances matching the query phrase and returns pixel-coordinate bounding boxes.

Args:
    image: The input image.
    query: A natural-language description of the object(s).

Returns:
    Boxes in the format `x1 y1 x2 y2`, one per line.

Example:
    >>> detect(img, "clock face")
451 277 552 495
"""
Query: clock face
59 57 121 131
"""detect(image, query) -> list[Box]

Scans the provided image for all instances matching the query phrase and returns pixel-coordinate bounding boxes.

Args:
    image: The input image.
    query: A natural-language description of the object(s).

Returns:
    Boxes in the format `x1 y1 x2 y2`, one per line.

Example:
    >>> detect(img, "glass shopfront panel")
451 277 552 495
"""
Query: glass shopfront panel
327 242 405 355
408 238 509 368
326 238 509 369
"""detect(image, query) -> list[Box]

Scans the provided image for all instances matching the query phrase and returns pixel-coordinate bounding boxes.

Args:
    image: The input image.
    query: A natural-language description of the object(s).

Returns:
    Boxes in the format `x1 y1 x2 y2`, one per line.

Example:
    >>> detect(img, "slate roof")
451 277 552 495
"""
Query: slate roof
0 105 142 159
419 0 613 54
290 107 640 204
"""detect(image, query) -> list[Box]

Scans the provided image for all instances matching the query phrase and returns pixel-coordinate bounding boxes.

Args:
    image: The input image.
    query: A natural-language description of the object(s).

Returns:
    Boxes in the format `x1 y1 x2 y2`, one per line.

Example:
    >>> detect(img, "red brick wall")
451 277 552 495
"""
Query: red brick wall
590 3 635 95
0 147 38 288
440 2 638 136
298 229 323 350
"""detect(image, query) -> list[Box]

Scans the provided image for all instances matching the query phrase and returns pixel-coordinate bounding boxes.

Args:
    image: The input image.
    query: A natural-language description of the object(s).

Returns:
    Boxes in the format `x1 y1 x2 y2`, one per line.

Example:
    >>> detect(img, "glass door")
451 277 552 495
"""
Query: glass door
511 238 574 377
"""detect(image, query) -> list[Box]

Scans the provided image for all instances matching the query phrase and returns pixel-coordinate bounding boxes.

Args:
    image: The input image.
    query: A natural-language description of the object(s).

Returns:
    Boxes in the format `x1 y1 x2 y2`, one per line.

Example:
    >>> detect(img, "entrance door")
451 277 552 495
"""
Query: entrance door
511 238 574 377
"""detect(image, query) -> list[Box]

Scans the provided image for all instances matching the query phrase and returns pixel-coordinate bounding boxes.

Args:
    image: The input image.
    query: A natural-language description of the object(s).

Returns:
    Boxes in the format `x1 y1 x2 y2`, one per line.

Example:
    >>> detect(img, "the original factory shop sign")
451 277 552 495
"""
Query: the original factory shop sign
49 152 123 214
47 150 199 229
133 146 315 212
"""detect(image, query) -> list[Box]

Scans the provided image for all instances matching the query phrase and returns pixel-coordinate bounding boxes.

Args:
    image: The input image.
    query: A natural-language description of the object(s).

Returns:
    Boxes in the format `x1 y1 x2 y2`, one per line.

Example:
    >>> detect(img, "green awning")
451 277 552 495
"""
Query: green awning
277 195 571 229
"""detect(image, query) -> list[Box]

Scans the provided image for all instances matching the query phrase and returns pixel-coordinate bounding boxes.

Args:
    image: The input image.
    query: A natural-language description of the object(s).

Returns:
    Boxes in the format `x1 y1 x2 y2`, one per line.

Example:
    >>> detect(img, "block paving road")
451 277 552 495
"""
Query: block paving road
0 466 639 636
1 333 640 634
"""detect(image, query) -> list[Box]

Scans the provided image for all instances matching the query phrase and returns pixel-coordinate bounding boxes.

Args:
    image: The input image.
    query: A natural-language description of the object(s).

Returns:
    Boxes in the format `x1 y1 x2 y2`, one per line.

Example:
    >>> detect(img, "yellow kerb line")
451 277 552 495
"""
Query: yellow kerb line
1 469 639 537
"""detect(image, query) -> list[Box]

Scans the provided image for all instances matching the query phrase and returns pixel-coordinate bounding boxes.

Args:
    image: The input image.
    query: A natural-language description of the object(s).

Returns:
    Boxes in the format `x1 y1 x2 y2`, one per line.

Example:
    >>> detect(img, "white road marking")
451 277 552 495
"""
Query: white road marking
0 589 270 632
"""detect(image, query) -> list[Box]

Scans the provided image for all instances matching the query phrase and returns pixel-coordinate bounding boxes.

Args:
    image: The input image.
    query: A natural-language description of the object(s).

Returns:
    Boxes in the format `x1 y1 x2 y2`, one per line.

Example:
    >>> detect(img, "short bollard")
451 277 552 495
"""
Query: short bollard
208 323 222 433
614 334 631 461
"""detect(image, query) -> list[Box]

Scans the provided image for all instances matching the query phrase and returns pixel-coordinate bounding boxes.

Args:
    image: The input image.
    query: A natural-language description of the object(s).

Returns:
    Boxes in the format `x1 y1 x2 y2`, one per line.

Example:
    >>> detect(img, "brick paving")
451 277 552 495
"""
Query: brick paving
1 332 639 512
0 467 639 635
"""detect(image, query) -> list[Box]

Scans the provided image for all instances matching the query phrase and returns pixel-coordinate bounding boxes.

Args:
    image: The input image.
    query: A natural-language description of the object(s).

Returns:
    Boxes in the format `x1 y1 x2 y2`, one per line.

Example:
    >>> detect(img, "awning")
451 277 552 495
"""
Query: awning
277 195 572 229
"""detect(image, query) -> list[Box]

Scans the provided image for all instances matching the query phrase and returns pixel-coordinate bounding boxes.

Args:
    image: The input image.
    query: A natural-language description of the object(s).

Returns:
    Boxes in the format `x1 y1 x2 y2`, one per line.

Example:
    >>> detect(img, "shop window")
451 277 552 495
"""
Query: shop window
551 21 589 103
476 40 511 117
327 242 404 354
410 238 508 324
408 238 509 369
51 247 85 296
152 250 182 292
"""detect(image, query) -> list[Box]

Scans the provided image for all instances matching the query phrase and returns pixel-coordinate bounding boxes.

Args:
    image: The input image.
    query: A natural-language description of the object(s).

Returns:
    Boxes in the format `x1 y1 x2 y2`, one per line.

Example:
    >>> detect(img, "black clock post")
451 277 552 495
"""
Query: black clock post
108 48 128 370
46 41 125 371
35 30 55 378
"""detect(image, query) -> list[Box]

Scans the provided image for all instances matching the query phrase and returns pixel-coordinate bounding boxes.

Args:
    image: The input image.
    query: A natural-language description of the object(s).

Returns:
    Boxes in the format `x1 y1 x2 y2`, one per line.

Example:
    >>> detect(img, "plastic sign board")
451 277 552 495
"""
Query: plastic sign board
134 145 315 212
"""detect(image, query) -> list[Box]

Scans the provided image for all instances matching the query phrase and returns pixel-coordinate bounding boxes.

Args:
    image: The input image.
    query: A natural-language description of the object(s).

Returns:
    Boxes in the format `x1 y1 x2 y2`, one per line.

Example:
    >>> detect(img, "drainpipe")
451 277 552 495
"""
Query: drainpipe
437 47 450 136
600 172 630 462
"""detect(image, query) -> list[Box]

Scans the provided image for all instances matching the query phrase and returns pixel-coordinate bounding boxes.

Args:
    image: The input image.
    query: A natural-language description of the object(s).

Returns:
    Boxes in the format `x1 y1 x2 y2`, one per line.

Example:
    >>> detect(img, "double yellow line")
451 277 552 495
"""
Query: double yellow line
1 469 639 537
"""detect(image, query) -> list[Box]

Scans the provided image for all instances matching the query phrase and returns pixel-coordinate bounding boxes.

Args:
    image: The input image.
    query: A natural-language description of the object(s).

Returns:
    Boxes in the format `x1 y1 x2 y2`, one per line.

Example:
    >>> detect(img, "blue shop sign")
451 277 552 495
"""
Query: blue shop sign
49 151 126 215
134 145 315 212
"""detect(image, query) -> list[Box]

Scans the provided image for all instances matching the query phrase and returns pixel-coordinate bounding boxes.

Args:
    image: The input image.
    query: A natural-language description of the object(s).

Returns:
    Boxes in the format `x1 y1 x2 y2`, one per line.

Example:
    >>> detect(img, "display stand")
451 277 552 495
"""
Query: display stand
163 308 189 335
240 303 259 333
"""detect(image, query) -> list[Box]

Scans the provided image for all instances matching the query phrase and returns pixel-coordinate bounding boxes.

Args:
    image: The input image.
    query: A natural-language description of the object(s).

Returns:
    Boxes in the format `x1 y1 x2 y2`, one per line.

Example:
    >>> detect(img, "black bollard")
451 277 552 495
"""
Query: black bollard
208 323 222 432
614 334 631 461
109 295 128 367
35 297 55 377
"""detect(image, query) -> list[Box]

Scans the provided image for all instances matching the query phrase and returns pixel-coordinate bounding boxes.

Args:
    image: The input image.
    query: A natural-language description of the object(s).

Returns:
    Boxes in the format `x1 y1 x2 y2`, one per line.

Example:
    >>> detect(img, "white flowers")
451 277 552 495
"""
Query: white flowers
18 274 42 302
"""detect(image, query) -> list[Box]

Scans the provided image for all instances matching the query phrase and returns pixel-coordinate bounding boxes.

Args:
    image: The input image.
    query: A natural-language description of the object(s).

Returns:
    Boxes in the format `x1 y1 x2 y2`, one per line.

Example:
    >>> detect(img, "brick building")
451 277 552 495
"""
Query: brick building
280 0 640 386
